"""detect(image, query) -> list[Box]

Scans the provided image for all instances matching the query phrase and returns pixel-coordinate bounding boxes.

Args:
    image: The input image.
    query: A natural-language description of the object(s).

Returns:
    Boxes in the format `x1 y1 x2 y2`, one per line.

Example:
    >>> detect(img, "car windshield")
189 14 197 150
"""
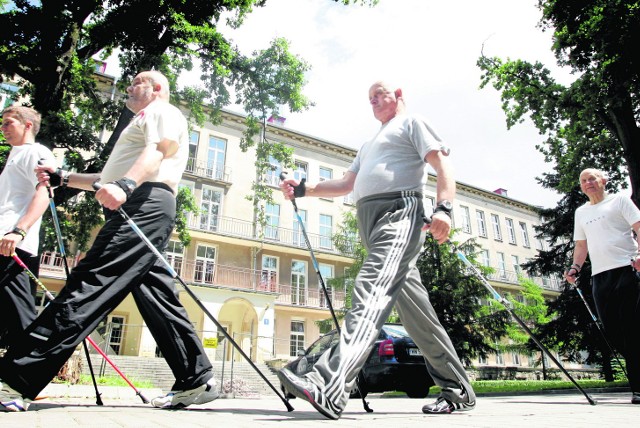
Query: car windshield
306 332 337 356
383 324 408 338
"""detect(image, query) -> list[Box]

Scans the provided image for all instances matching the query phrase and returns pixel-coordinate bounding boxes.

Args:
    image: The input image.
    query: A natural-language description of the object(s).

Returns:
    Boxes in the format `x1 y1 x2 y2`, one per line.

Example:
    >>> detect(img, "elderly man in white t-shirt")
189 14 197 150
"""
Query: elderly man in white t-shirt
0 71 217 412
565 168 640 405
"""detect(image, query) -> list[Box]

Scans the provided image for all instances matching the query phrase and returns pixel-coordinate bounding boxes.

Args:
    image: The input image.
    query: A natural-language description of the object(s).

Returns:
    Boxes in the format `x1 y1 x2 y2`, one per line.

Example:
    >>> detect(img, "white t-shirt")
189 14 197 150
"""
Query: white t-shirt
348 113 449 203
101 100 189 194
573 193 640 275
0 142 56 255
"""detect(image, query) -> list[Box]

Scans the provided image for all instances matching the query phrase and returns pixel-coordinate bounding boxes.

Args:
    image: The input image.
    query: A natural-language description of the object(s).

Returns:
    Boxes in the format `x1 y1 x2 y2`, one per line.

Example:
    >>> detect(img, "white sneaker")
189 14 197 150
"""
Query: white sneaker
151 377 219 409
0 381 27 412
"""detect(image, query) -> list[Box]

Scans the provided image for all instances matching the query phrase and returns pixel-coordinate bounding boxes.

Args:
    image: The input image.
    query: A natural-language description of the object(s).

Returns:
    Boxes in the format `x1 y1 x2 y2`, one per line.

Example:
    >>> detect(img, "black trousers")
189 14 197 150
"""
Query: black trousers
592 265 640 392
0 248 39 348
0 183 212 399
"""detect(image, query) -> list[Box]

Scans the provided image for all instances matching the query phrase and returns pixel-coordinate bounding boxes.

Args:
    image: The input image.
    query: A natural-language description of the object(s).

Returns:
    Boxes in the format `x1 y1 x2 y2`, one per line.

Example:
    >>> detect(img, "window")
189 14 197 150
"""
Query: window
478 355 488 365
496 351 504 365
261 255 278 292
319 167 333 200
166 240 184 277
265 156 282 186
293 161 308 182
291 260 307 306
476 210 487 237
194 245 216 284
343 192 355 206
497 252 506 278
480 249 490 267
506 218 516 244
265 203 280 240
519 222 530 247
511 255 521 275
106 315 126 355
199 186 222 231
491 214 502 241
293 209 307 247
290 321 305 357
461 206 472 234
512 352 521 365
207 136 227 180
319 214 333 249
187 131 199 173
318 264 334 308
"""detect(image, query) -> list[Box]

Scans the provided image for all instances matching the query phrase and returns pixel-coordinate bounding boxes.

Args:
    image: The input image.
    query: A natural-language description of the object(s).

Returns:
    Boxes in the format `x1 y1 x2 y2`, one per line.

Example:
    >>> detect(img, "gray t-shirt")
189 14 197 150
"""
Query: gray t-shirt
348 113 449 202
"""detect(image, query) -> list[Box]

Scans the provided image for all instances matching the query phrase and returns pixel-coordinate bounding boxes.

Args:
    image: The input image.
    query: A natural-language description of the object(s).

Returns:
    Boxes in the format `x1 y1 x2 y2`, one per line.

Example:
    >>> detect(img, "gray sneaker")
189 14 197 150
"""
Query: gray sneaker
151 377 219 409
0 381 27 412
422 395 476 414
277 368 341 420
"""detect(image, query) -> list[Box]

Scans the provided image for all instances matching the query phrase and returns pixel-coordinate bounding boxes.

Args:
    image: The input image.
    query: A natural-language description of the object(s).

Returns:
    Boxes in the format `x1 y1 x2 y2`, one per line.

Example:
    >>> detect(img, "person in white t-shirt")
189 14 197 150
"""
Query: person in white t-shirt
0 71 217 412
0 106 55 349
565 168 640 405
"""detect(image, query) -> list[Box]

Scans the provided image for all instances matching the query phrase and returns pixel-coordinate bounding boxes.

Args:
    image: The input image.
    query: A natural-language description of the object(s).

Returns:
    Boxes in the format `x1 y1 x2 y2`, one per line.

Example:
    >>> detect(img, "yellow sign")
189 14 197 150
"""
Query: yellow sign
203 337 218 348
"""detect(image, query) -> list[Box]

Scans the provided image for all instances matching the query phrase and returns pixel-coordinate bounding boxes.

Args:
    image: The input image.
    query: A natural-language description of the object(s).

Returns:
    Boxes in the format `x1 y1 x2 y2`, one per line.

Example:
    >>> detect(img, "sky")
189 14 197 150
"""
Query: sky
107 0 574 208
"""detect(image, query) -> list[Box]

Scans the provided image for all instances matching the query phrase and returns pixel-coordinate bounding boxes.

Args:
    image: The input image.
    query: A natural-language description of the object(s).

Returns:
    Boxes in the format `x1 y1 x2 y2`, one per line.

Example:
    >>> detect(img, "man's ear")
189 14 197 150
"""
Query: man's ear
395 88 403 100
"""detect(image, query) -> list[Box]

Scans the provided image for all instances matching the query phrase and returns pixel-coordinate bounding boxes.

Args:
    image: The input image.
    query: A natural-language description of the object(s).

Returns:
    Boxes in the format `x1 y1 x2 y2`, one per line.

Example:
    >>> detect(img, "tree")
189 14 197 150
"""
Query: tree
476 0 638 376
418 235 510 366
0 0 378 250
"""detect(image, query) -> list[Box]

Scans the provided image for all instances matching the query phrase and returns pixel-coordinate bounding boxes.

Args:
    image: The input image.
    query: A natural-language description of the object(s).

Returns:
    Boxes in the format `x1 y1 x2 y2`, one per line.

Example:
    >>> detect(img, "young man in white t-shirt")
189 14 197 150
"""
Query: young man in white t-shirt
565 168 640 405
0 106 55 350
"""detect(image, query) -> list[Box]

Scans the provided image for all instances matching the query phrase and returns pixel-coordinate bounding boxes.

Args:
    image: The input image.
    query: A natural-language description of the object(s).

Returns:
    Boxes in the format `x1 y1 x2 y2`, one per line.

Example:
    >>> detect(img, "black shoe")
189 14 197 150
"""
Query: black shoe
277 368 341 420
632 392 640 404
422 395 476 414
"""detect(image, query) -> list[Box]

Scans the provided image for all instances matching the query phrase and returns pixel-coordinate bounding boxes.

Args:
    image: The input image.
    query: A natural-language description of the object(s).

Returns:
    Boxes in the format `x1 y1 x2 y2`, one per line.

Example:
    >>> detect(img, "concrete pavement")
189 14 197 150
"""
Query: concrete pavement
1 387 638 427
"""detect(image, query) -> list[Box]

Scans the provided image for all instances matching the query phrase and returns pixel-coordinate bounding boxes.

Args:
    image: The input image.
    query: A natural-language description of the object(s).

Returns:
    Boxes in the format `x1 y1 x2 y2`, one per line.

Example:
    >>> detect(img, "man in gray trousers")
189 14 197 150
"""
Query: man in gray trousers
278 80 475 419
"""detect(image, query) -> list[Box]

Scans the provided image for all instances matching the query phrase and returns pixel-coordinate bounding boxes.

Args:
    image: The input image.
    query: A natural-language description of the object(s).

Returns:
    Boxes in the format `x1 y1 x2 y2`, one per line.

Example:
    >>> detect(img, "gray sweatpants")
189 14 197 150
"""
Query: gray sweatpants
306 191 475 410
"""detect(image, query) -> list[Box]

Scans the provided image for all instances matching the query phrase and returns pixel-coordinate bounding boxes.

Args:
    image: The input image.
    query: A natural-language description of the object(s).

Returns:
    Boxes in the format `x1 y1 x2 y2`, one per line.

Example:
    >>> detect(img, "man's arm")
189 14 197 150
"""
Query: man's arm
632 221 640 271
425 149 455 244
280 171 356 200
564 239 588 284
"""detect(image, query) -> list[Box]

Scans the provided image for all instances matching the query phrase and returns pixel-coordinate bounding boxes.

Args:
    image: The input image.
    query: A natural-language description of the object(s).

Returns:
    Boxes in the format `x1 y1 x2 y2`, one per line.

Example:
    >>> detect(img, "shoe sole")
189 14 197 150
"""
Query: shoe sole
278 371 339 420
166 384 219 409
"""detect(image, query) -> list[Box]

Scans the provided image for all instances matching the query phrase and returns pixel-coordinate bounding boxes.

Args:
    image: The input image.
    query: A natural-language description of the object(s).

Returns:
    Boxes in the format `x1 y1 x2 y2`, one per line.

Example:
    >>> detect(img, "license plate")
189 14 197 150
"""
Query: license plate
408 348 422 356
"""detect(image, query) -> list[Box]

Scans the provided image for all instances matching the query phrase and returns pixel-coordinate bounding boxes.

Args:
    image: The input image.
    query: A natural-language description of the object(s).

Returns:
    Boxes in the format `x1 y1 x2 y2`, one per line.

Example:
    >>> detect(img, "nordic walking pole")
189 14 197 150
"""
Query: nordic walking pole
447 242 597 405
279 172 373 413
92 182 294 412
11 252 150 404
570 280 628 379
37 166 103 406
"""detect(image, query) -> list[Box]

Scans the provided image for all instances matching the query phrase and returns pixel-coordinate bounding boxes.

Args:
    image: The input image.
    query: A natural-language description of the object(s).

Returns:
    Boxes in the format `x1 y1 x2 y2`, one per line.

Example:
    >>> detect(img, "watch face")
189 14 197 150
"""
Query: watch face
439 200 453 211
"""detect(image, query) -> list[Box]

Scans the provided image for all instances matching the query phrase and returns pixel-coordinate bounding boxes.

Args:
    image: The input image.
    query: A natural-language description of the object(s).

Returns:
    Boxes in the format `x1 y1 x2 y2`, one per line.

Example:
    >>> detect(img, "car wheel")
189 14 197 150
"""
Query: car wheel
405 386 430 399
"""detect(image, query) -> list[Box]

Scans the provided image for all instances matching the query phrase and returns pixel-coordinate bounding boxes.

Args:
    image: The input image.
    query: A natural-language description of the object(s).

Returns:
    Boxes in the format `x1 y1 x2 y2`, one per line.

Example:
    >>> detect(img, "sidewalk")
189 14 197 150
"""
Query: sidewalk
1 386 638 427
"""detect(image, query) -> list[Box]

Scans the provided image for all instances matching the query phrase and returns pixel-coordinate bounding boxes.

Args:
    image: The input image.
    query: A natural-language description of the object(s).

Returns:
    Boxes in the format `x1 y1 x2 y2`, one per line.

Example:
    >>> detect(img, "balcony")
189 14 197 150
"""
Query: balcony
188 214 357 257
487 269 562 292
38 252 348 311
184 158 232 184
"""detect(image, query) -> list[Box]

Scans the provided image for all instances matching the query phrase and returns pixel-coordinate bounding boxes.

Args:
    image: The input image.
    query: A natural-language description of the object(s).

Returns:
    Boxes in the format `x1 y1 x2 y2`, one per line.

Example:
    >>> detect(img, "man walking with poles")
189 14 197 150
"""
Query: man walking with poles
0 71 218 412
564 167 640 405
0 106 55 350
278 80 475 419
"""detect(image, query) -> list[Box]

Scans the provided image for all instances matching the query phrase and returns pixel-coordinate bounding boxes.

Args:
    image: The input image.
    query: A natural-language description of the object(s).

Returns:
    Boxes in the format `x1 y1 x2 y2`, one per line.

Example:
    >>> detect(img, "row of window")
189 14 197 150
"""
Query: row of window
457 204 531 247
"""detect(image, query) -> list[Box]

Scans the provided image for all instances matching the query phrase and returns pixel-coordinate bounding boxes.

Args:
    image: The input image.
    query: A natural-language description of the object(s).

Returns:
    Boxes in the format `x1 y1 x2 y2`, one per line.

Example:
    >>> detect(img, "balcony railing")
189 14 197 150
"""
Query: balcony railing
188 214 357 257
185 158 232 183
486 269 562 292
38 252 348 311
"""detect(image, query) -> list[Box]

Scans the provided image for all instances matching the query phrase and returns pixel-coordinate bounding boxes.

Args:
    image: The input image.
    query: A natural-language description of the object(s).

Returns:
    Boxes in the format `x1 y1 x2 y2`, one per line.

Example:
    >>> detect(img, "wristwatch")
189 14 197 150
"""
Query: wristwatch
433 200 453 217
111 177 137 199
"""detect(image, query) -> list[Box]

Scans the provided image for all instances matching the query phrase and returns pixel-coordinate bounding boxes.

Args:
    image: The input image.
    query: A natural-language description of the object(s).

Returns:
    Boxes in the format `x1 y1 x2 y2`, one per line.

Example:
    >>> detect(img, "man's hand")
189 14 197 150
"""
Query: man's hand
564 267 579 284
632 256 640 272
423 212 451 244
0 232 22 257
35 162 57 188
279 178 300 201
95 183 127 211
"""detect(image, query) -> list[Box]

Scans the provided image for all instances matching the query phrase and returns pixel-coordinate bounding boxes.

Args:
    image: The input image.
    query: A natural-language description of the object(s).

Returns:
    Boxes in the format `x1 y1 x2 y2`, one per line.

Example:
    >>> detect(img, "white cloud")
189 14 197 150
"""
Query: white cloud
217 0 574 207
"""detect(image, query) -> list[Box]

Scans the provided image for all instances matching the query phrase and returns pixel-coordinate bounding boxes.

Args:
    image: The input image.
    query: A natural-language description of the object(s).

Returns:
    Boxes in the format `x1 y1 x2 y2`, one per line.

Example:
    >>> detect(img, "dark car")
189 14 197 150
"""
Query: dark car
281 323 434 399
